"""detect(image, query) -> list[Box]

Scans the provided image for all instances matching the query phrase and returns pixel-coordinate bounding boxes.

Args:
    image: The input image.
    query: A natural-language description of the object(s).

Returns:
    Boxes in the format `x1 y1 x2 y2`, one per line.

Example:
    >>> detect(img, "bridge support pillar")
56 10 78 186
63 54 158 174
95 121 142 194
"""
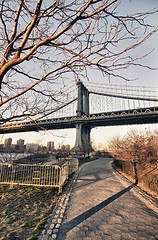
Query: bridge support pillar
74 81 92 152
76 80 89 116
74 123 92 150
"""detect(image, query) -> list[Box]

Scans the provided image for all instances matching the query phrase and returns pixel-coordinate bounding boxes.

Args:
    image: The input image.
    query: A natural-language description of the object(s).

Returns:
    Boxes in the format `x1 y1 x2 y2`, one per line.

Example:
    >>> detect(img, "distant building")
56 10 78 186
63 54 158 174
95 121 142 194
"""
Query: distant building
26 143 39 152
0 144 4 150
65 144 70 152
47 141 54 152
4 138 12 149
60 144 70 152
11 144 16 151
17 139 25 151
60 144 65 151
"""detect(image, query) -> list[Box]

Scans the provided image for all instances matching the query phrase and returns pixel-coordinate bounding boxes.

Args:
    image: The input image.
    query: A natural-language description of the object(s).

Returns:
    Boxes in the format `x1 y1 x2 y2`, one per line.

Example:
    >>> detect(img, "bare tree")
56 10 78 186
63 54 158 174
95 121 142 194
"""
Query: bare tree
108 130 158 185
0 0 158 124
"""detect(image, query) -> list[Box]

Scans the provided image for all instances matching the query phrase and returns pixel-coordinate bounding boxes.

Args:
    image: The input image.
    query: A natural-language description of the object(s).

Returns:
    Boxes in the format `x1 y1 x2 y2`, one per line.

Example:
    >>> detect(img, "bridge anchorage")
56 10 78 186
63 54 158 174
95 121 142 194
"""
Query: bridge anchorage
0 81 157 152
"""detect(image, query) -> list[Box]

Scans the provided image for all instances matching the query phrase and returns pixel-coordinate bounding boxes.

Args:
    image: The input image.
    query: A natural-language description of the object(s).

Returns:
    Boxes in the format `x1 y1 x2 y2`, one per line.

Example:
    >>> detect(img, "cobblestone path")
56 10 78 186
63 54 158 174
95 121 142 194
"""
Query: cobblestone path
56 158 158 240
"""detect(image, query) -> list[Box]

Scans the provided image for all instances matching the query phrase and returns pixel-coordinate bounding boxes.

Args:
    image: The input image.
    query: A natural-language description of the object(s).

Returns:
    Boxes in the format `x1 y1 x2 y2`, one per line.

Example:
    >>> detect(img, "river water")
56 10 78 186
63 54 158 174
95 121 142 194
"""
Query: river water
0 153 31 163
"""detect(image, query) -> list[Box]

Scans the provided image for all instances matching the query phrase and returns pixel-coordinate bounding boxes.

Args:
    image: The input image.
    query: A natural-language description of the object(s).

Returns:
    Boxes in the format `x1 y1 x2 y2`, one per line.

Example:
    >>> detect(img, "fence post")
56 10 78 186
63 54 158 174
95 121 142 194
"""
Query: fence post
58 166 62 194
10 164 14 189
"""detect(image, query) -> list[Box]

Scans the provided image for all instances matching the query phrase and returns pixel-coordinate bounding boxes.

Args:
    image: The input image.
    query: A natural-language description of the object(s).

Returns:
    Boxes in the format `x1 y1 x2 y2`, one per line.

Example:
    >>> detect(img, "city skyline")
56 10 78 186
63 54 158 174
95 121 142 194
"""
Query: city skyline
0 137 72 151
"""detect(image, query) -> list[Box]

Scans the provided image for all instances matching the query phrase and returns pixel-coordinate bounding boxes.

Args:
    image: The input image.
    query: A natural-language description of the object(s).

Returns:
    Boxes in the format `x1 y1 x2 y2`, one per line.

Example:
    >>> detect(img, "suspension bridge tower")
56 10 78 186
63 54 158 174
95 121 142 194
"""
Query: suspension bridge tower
74 81 92 151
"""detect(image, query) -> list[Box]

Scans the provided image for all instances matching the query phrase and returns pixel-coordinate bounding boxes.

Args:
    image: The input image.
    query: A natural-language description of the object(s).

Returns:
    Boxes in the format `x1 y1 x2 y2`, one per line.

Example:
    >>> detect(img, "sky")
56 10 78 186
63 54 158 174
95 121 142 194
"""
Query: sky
1 0 158 149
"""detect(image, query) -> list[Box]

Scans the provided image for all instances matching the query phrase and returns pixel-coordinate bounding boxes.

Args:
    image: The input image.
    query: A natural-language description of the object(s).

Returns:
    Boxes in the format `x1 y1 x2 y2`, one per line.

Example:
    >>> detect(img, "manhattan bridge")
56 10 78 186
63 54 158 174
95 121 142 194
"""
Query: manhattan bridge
0 81 157 149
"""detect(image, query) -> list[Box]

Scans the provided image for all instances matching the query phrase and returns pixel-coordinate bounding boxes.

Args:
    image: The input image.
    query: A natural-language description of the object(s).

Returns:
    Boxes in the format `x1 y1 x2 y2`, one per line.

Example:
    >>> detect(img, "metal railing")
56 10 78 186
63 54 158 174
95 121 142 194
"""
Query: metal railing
0 158 78 193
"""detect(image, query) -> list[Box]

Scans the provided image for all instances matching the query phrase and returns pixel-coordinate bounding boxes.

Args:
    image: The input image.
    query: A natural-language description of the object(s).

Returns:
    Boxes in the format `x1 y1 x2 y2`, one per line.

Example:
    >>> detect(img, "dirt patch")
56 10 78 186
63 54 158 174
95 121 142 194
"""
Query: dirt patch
0 184 58 240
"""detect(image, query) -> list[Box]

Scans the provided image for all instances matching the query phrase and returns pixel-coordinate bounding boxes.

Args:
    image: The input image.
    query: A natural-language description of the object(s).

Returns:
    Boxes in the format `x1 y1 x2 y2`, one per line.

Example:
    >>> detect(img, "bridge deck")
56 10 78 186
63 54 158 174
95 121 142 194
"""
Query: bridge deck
0 106 157 134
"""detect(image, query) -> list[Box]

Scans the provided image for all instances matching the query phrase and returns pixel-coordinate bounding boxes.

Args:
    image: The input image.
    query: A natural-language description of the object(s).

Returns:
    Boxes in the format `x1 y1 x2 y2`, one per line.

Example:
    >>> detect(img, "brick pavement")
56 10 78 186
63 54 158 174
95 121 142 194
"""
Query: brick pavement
39 157 158 240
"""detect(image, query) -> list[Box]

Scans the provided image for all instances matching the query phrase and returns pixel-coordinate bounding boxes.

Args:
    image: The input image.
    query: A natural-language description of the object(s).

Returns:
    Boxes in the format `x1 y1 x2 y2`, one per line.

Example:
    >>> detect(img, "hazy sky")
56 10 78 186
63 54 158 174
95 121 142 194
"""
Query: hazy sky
1 0 158 149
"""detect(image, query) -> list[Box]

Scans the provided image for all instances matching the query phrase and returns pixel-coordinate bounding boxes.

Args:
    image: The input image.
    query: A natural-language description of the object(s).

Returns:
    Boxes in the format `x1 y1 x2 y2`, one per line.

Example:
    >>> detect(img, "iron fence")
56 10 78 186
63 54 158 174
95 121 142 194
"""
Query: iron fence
0 158 78 193
113 159 158 195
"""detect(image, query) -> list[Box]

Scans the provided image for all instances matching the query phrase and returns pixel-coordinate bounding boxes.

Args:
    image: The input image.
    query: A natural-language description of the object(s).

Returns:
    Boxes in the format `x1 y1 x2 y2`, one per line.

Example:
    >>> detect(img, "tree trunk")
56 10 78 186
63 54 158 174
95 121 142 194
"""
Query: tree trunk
133 161 138 185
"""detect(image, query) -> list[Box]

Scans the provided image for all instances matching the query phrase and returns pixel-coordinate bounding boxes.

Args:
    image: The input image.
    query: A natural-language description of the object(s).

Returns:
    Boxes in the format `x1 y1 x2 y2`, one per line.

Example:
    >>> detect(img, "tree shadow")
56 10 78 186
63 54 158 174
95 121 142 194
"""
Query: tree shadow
61 184 134 234
74 172 106 190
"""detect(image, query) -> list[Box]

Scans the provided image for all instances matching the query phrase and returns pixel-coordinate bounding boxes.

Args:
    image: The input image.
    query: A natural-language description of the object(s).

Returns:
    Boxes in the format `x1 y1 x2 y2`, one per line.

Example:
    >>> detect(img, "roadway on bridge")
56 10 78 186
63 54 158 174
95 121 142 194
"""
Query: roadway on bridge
57 158 158 240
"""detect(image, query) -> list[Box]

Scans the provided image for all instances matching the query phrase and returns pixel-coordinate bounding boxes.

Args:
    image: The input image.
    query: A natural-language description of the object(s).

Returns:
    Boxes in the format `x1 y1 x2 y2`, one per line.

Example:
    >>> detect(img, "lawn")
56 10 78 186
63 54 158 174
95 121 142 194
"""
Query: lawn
0 184 58 240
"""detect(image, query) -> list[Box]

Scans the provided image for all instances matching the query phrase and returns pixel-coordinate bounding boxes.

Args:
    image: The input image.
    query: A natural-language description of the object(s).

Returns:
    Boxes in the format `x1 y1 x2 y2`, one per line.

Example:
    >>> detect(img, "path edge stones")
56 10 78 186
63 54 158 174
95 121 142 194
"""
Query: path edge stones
38 164 84 240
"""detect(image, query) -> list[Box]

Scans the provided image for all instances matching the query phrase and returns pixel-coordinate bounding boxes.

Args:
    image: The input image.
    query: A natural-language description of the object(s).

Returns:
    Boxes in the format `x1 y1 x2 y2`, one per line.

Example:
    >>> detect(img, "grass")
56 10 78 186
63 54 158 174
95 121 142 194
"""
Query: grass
0 184 59 240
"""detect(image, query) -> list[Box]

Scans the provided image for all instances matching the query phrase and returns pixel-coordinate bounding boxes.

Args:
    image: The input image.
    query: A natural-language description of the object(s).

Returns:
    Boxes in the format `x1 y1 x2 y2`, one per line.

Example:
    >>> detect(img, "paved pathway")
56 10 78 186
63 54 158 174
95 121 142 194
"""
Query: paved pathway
56 158 158 240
